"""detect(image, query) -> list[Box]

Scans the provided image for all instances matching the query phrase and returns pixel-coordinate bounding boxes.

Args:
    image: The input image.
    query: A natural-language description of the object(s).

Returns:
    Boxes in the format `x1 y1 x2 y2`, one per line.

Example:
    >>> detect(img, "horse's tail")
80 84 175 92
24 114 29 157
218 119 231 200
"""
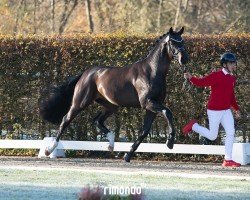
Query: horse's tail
39 74 82 125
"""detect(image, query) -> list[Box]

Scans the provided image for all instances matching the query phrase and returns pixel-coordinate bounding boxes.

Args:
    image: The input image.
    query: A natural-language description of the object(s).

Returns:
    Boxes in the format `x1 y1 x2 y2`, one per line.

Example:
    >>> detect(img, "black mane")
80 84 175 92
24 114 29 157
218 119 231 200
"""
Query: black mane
143 33 169 60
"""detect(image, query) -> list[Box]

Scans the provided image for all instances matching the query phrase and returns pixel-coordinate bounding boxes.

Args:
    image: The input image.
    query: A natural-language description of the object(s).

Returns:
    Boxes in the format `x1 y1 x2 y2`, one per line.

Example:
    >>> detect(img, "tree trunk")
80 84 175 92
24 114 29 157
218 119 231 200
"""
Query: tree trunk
85 0 94 33
140 0 149 32
93 0 103 32
14 0 25 35
33 0 37 34
59 0 78 34
183 0 189 12
174 0 182 29
191 0 202 30
50 0 55 33
157 0 163 32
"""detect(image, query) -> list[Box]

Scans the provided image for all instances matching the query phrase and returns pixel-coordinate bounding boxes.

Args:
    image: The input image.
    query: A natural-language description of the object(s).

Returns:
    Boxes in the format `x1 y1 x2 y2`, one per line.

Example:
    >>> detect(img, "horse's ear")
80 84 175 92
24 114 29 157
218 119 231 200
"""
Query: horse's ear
169 27 174 34
178 26 184 35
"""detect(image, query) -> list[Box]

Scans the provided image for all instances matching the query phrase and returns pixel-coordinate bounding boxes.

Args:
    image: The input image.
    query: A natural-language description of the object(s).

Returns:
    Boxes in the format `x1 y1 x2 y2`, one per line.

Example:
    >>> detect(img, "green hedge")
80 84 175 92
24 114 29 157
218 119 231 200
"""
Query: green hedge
0 33 249 144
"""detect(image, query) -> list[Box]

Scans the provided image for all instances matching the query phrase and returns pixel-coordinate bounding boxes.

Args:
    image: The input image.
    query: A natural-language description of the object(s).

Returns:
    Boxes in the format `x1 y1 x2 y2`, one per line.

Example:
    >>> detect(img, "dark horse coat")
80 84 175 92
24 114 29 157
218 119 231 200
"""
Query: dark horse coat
39 27 189 162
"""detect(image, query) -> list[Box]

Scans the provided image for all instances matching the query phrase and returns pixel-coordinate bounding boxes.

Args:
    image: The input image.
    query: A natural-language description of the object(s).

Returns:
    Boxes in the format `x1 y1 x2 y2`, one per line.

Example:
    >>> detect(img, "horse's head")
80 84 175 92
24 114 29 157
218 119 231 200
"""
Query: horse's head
164 27 189 67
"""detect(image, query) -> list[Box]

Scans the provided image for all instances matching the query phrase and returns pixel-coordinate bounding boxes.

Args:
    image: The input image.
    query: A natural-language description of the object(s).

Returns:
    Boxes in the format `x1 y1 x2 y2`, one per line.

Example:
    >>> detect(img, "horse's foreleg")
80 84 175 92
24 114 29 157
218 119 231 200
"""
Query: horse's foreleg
162 108 175 149
145 100 176 149
124 110 156 162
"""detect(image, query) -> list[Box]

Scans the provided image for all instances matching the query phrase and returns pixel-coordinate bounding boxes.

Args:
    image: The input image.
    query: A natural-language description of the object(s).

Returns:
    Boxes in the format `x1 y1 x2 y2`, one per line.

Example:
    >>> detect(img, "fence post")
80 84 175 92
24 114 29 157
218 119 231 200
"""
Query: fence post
38 137 65 158
232 143 250 165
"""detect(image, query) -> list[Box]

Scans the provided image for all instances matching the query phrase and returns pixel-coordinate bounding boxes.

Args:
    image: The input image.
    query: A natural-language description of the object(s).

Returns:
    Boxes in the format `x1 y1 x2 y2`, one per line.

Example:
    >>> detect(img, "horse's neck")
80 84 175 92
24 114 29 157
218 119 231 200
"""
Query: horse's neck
146 44 170 77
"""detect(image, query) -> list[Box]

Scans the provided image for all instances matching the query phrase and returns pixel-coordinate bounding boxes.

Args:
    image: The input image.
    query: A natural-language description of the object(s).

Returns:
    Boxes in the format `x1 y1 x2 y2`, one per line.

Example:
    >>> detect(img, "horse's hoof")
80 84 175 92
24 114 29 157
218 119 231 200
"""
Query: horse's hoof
108 145 114 152
44 149 51 156
166 139 174 149
124 153 131 163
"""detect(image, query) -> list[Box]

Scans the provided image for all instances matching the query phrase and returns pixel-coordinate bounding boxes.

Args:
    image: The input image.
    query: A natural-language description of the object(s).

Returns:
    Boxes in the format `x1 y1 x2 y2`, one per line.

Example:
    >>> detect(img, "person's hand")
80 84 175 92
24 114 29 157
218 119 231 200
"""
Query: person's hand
184 72 192 79
235 110 241 119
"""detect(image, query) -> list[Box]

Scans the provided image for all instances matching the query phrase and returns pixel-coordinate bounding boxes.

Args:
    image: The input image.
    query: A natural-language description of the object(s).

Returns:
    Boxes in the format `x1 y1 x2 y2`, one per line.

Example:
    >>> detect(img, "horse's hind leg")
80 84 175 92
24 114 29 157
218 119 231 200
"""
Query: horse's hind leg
124 110 156 162
93 110 113 134
45 104 83 156
93 100 118 151
45 85 94 156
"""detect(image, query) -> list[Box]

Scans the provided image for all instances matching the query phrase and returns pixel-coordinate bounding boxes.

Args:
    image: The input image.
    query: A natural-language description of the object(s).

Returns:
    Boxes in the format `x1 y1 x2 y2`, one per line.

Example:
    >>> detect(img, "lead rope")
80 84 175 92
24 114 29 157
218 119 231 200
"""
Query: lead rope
180 64 192 92
179 64 210 144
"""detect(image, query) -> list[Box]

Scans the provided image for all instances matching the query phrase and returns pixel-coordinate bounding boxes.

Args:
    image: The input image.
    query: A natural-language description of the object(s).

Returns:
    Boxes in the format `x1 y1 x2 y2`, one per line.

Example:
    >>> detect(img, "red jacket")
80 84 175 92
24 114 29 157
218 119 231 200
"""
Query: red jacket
190 68 239 111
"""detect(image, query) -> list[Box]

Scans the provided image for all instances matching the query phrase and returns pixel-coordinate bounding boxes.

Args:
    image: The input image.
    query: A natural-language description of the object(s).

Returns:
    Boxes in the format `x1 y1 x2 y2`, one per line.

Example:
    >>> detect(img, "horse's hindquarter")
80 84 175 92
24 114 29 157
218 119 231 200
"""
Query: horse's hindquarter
95 67 141 107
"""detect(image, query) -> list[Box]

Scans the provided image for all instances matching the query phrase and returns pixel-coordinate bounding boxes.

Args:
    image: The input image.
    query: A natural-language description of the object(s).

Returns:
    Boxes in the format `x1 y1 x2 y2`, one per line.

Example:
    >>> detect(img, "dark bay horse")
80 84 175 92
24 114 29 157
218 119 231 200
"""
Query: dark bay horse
39 27 189 162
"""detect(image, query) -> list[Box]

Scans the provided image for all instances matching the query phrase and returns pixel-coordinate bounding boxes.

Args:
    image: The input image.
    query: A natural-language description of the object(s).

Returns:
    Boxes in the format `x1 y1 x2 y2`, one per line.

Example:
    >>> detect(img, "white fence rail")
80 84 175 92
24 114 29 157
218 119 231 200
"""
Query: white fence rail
0 138 249 165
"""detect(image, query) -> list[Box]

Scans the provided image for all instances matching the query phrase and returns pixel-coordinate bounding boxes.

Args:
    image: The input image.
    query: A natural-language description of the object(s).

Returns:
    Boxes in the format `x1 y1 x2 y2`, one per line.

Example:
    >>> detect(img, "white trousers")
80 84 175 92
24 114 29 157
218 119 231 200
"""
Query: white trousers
192 109 235 160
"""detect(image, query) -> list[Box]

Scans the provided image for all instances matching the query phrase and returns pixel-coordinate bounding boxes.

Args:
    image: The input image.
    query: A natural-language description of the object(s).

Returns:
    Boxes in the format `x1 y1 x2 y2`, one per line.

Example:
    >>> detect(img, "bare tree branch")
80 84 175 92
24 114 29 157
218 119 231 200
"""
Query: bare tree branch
157 0 163 32
59 0 78 34
224 15 242 33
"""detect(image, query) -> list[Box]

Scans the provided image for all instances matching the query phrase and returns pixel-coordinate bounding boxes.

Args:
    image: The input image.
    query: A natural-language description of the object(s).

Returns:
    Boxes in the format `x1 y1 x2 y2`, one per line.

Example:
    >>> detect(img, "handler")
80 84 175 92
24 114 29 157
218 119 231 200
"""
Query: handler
182 52 241 167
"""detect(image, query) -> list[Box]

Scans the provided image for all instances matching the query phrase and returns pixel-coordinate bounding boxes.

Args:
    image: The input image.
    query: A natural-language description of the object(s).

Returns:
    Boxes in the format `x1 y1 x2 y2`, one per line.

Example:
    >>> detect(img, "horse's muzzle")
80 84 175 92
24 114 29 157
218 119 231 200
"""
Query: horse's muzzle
180 52 189 65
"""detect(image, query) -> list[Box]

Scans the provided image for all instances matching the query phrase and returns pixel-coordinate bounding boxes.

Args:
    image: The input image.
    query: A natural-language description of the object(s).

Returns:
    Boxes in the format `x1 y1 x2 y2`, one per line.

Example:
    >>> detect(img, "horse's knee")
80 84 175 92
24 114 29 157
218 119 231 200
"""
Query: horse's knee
162 108 173 119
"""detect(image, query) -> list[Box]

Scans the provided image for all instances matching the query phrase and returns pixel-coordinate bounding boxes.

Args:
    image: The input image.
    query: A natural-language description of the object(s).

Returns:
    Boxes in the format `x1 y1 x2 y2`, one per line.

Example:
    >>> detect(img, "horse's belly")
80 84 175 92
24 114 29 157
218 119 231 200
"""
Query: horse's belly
113 87 141 107
116 94 141 107
97 83 140 107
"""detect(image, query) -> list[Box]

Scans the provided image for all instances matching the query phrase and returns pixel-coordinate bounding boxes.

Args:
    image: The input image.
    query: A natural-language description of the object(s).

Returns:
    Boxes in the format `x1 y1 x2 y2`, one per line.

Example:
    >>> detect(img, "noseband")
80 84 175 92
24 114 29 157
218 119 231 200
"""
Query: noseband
168 37 185 59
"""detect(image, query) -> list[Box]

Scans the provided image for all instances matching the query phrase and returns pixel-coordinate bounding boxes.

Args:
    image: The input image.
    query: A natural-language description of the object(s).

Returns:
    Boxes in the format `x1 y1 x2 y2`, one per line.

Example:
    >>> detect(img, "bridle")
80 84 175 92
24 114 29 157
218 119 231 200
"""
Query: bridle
167 37 188 73
167 37 185 59
165 35 191 91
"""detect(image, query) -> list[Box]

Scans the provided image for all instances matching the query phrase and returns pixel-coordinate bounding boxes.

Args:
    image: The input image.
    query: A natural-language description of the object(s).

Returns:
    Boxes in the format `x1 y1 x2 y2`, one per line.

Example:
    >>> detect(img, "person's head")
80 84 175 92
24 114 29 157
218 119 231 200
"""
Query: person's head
220 52 237 73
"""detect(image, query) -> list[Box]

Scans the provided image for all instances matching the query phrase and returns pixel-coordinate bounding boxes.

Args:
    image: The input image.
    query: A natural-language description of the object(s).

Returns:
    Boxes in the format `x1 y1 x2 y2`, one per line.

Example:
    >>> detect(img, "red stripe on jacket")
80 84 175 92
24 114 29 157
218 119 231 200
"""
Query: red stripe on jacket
190 70 239 111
